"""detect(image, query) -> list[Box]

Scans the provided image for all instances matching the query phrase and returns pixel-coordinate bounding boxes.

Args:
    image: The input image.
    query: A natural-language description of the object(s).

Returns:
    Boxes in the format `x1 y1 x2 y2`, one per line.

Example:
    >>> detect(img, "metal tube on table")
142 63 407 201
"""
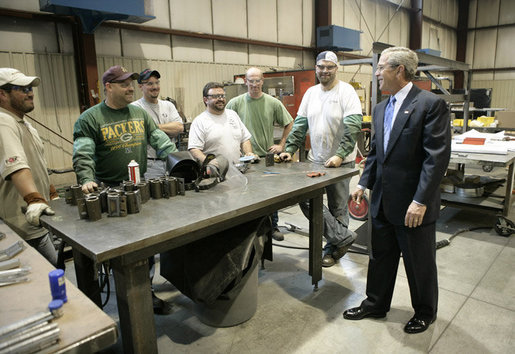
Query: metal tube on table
85 195 102 221
107 193 127 217
77 198 87 219
168 177 178 197
266 152 275 167
161 179 170 199
107 193 120 217
123 180 135 192
3 326 60 354
118 195 127 216
0 311 53 339
64 187 73 204
0 258 20 271
136 181 150 203
70 184 83 206
0 322 58 351
99 189 108 213
0 267 30 280
125 191 140 214
0 241 25 262
176 177 186 195
150 179 162 199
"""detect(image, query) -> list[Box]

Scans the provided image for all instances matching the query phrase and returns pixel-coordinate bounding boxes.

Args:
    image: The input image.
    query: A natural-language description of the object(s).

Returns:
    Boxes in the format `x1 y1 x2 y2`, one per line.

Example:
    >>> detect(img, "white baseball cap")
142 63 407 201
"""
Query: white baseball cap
0 68 40 87
316 51 338 65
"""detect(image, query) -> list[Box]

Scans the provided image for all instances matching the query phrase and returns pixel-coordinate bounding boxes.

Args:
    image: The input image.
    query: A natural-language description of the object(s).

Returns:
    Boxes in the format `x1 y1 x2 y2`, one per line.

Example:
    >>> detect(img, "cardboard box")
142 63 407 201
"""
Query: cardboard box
496 111 515 128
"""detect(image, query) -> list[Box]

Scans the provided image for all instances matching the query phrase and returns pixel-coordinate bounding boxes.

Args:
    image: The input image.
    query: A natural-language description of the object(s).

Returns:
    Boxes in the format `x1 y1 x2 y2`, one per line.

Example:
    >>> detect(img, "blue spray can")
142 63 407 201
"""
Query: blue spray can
48 269 68 303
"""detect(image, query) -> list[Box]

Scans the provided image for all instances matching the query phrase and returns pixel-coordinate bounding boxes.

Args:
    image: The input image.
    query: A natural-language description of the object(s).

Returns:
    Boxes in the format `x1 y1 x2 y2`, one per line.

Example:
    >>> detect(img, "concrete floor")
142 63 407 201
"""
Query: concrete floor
64 173 515 353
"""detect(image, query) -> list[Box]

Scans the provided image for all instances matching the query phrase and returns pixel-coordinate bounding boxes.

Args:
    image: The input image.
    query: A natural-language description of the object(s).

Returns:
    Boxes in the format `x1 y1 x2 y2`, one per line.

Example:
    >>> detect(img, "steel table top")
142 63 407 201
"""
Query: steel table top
43 161 357 264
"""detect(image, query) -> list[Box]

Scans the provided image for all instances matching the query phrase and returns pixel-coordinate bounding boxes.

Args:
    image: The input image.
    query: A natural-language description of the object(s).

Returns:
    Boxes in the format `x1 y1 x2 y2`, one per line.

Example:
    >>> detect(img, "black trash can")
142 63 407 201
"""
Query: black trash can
160 217 271 327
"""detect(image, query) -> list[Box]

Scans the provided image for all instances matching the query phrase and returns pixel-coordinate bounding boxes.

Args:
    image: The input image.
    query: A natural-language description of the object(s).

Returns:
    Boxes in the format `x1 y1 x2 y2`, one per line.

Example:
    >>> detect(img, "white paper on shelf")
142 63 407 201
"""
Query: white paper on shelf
451 129 515 154
451 142 508 154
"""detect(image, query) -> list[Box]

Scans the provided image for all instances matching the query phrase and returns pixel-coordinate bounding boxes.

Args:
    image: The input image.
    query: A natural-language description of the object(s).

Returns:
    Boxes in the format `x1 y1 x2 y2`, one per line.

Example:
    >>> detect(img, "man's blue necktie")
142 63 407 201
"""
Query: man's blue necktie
383 96 396 151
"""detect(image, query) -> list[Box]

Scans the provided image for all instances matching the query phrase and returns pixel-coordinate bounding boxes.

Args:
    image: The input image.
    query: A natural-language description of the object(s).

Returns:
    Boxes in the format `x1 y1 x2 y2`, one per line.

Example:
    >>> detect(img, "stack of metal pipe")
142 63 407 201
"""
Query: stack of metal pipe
0 307 62 353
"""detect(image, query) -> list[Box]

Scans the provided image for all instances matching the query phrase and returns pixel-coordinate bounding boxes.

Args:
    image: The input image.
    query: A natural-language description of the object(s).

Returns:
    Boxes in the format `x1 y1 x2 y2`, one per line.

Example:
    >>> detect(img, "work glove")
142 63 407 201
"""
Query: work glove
25 203 55 226
23 192 55 226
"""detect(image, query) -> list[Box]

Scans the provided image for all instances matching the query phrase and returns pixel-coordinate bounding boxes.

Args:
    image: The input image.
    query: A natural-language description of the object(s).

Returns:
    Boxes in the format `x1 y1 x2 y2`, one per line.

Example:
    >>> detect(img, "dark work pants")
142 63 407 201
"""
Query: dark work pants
361 207 438 321
271 211 279 229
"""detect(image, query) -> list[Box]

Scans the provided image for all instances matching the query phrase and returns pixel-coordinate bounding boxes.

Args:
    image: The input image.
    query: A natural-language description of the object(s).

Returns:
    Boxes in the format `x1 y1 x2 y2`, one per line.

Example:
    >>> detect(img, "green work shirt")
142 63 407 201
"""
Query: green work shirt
227 93 293 157
73 101 176 185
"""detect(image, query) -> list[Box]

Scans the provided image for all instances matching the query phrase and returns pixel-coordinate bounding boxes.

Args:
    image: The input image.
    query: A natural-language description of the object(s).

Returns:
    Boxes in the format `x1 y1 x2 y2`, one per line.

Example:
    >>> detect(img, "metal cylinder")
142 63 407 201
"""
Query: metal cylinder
107 193 118 216
70 184 82 206
112 187 124 195
136 181 150 204
118 195 127 216
266 152 275 167
64 187 73 204
161 179 170 199
77 198 87 219
123 180 135 191
150 179 162 199
98 189 108 213
168 177 178 197
125 191 140 214
85 195 102 221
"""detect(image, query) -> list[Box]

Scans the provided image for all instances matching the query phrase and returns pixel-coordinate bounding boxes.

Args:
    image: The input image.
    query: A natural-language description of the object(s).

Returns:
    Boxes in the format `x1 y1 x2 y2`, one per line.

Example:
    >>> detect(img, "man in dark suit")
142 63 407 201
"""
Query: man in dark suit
343 47 451 334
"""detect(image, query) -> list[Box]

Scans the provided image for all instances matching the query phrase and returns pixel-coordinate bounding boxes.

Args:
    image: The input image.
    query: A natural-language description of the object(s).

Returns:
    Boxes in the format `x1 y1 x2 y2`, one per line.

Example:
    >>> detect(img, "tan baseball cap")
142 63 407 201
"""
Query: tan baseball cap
0 68 40 87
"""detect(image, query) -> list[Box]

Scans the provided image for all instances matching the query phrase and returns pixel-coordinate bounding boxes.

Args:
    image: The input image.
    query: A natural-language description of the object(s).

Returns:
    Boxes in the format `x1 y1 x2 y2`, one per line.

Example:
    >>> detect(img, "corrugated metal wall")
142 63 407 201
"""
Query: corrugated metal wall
0 50 291 186
472 80 515 111
0 51 78 185
2 0 514 187
96 56 290 120
467 0 515 111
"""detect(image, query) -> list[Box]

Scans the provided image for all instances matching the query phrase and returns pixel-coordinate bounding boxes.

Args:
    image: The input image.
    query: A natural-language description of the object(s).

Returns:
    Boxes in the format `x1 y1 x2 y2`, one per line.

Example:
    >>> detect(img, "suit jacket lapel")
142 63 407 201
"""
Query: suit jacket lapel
375 100 388 160
384 86 421 157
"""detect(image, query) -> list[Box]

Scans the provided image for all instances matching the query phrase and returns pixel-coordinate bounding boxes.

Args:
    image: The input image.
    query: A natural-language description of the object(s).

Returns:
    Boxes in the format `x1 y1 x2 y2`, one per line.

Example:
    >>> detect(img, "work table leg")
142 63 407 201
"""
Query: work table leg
308 193 323 290
72 249 102 307
503 162 514 216
111 257 157 354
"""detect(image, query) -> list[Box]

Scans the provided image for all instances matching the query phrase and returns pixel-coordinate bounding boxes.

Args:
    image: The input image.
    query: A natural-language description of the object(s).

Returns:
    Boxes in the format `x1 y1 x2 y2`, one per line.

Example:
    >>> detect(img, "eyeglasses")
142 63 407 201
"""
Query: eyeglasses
206 94 226 99
141 80 160 87
246 79 262 84
316 65 337 71
1 85 33 93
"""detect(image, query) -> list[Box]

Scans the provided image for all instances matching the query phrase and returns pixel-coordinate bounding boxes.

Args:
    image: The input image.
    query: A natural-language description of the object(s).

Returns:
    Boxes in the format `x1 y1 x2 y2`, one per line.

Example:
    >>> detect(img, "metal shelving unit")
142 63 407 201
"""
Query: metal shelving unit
341 42 473 133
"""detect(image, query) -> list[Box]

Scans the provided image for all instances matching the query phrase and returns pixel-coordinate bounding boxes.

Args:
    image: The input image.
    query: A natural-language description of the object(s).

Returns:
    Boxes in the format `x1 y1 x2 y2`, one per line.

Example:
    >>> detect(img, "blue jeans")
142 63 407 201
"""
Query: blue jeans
145 159 167 180
27 233 58 267
299 174 356 250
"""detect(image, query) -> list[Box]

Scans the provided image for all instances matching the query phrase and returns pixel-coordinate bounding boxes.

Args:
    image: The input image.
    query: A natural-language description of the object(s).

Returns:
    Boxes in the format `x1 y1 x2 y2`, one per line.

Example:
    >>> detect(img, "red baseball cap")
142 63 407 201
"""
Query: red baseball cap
102 65 139 86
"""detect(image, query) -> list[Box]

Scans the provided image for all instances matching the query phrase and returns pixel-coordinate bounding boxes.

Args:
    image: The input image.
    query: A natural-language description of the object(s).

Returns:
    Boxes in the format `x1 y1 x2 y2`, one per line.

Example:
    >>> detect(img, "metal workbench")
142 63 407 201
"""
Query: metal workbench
41 161 357 354
442 151 515 216
0 221 118 353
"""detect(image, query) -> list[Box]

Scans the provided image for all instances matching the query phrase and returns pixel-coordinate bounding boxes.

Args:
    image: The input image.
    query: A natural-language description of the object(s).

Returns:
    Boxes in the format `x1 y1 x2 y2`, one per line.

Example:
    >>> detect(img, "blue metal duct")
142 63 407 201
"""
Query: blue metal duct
317 25 361 52
39 0 155 33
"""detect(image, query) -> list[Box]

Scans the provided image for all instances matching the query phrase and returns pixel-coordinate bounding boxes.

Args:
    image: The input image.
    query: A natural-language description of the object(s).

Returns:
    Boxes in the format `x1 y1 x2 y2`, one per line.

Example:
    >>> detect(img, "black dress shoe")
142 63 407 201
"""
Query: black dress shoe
343 306 386 320
404 317 435 334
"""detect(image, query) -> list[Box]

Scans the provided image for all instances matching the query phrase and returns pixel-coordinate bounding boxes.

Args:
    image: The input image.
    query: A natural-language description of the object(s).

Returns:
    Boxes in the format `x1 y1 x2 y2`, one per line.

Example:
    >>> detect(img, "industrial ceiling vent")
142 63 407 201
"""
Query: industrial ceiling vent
316 25 361 51
39 0 155 33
